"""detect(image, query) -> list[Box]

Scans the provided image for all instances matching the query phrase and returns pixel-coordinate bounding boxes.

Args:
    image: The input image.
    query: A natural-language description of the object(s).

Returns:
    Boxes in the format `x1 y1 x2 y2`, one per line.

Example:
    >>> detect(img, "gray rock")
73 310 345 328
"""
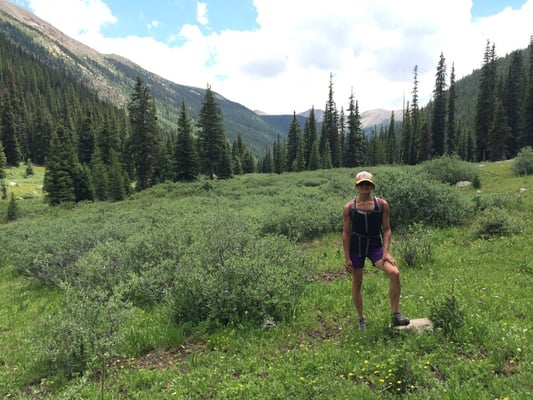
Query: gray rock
393 318 433 333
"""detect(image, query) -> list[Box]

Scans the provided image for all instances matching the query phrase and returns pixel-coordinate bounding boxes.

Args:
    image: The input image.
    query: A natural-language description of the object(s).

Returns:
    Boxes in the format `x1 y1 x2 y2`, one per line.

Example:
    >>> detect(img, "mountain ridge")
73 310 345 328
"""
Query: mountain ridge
0 0 405 153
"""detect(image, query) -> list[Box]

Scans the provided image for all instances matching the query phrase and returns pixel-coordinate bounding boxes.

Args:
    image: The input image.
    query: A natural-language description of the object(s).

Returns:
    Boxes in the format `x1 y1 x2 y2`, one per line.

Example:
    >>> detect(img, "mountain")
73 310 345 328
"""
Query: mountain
0 0 283 156
256 108 402 137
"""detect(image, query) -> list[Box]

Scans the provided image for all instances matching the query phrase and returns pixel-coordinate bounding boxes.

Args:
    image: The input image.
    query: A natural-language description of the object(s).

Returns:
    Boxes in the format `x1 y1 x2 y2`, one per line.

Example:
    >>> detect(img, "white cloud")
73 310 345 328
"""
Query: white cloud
196 1 208 26
26 0 116 37
22 0 533 114
147 20 160 30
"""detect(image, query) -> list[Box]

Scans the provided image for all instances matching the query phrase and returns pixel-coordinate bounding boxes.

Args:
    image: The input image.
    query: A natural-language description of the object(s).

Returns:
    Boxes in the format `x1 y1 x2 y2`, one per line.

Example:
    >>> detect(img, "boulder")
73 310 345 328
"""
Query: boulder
393 318 433 333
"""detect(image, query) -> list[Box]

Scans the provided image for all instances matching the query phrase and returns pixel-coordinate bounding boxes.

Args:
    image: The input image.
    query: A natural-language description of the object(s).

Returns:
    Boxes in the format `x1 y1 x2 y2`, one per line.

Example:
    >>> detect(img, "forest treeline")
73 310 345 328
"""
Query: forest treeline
1 31 533 205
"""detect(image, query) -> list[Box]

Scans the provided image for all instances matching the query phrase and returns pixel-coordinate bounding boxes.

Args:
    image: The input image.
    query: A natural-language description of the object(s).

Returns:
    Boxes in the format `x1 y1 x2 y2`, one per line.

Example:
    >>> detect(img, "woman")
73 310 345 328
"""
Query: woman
342 171 409 329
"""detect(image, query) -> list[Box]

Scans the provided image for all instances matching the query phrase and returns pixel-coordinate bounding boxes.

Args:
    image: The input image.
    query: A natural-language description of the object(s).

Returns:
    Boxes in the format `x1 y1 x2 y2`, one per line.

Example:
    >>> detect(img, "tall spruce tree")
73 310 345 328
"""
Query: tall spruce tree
44 125 76 205
321 74 340 167
0 140 6 179
174 101 199 182
488 99 511 160
503 50 524 157
409 66 422 164
400 101 411 164
386 112 397 164
273 135 285 174
286 112 301 171
0 86 22 166
338 107 346 166
520 39 533 148
303 107 318 169
475 41 498 161
431 52 447 156
78 108 96 164
447 63 457 155
345 92 365 167
197 86 229 179
127 77 160 190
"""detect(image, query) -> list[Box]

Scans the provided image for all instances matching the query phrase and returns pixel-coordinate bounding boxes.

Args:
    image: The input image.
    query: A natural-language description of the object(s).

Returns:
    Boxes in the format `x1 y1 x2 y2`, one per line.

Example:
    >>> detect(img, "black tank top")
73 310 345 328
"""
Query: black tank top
349 196 383 255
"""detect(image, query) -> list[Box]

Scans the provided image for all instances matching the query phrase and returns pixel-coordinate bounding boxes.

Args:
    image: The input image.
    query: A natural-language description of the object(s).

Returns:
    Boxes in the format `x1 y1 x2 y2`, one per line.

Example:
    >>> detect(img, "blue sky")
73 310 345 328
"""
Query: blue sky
10 0 533 115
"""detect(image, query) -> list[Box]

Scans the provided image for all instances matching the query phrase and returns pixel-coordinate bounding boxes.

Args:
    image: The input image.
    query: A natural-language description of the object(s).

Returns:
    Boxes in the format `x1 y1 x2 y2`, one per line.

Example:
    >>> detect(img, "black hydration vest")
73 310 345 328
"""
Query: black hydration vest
349 196 384 256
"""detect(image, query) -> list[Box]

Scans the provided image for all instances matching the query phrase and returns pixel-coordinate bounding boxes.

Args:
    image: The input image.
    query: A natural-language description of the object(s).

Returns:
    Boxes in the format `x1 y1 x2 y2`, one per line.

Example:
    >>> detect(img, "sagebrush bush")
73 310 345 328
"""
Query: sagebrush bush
36 283 132 377
418 155 481 188
472 207 518 239
512 146 533 176
472 192 524 211
420 155 482 187
373 169 473 230
169 218 311 326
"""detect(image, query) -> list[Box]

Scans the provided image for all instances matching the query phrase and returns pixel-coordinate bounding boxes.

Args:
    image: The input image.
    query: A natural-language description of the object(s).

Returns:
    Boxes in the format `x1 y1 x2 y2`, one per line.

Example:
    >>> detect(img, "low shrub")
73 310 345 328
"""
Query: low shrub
472 207 519 239
512 146 533 176
430 291 465 338
169 221 311 326
374 169 473 230
418 155 481 188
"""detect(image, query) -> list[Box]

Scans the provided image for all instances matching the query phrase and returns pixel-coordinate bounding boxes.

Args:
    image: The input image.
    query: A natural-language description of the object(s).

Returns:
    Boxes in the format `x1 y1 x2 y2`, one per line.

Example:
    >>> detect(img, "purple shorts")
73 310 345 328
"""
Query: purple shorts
350 248 384 268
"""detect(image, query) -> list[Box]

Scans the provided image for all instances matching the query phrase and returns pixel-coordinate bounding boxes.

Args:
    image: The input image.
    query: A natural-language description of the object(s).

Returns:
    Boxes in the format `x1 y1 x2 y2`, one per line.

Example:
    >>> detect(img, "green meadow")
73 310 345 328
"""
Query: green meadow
0 158 531 399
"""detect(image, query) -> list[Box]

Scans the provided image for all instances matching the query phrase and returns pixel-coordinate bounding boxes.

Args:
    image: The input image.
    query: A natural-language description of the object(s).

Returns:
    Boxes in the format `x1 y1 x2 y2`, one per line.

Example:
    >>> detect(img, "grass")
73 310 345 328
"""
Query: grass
0 161 532 399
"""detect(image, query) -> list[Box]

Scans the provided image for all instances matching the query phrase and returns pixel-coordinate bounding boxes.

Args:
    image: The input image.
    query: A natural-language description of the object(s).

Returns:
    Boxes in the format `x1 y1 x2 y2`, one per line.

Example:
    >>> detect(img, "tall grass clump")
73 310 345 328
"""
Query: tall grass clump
396 222 433 268
417 155 481 188
512 146 533 176
429 290 465 338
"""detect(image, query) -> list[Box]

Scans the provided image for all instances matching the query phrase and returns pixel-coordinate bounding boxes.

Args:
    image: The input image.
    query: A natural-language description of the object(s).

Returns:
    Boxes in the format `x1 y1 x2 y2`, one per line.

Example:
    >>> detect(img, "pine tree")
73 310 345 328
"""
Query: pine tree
345 92 365 167
409 66 422 164
241 149 255 173
503 50 524 157
174 101 199 182
400 102 411 164
475 41 498 161
0 86 22 166
447 63 457 155
90 150 108 201
30 101 54 165
286 112 301 171
338 107 346 166
303 107 318 169
321 74 340 167
386 112 397 164
44 125 75 205
231 137 243 175
197 86 228 179
107 151 125 201
488 100 511 160
308 140 321 170
0 140 6 180
261 147 273 173
294 133 305 172
7 192 17 221
273 135 285 174
520 39 533 148
78 108 96 164
127 77 161 190
217 141 233 179
431 52 447 156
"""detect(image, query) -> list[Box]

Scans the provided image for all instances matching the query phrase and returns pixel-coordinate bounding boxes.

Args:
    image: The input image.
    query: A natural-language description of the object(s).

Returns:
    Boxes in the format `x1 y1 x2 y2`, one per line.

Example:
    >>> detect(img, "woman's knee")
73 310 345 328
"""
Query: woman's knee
387 267 400 280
